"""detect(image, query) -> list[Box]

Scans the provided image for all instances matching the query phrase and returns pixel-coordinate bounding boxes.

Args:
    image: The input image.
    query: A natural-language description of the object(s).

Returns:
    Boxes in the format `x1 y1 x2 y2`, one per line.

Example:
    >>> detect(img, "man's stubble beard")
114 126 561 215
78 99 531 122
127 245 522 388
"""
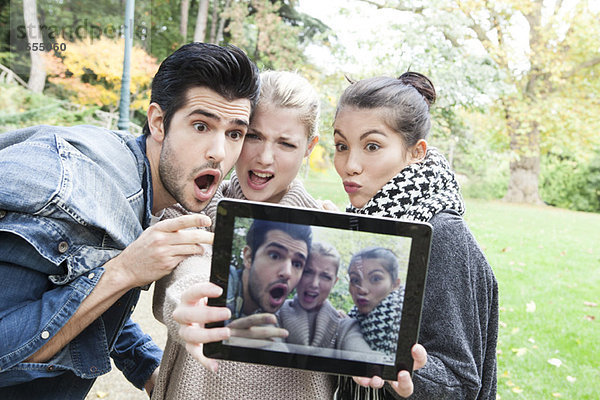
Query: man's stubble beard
247 264 267 313
158 134 222 212
247 263 295 314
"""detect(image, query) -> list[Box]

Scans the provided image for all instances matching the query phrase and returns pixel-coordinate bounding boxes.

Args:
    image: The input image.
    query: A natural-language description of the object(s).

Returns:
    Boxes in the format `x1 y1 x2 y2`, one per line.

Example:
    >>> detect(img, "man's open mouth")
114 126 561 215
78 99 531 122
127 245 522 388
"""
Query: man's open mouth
193 170 220 201
268 283 289 309
195 174 215 192
270 286 286 300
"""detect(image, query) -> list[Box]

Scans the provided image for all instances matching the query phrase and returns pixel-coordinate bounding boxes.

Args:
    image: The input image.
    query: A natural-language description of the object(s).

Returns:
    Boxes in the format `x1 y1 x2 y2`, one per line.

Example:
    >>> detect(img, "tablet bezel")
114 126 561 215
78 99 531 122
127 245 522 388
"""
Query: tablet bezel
204 198 432 380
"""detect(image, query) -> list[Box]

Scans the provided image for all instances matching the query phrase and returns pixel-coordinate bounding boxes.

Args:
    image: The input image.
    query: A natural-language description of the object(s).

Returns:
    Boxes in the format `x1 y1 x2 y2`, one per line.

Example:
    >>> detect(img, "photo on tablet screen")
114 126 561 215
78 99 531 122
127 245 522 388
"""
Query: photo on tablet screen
225 217 411 366
205 199 431 379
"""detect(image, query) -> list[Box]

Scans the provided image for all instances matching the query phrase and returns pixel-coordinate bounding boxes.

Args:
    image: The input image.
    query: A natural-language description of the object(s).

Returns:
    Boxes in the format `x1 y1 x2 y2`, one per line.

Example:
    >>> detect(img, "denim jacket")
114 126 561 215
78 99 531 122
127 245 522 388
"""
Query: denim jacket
0 125 162 399
226 266 245 320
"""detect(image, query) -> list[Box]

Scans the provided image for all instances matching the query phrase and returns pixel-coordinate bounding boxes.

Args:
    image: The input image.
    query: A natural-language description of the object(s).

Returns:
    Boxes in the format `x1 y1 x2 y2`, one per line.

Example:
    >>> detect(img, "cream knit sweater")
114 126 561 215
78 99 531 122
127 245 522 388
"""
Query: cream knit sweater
151 174 335 399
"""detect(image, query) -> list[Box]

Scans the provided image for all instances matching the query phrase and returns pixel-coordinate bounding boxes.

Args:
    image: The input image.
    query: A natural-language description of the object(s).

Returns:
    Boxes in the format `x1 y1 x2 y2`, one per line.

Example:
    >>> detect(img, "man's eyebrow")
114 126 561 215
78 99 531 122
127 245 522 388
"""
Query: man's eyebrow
266 242 307 261
187 109 249 127
232 118 250 128
295 252 307 262
187 109 219 120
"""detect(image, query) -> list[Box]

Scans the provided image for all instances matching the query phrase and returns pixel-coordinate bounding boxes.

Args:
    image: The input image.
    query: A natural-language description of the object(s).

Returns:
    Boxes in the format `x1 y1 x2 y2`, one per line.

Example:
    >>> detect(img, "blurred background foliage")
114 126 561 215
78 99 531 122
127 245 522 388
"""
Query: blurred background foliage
1 0 599 212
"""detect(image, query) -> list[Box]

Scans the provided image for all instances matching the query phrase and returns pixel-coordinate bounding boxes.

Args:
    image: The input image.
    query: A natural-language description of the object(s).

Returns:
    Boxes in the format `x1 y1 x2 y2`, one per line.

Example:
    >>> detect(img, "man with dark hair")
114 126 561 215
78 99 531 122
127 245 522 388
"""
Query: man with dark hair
227 220 312 319
0 42 260 399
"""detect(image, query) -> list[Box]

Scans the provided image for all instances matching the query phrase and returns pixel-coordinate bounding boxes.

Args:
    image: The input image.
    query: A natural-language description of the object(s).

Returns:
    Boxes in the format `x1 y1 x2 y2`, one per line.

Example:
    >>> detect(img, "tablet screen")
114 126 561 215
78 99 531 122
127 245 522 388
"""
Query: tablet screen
205 199 431 379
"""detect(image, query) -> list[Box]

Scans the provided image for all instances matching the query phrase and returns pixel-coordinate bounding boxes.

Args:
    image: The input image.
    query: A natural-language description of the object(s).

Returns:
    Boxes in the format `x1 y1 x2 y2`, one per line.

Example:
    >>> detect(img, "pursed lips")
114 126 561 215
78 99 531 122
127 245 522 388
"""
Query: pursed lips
343 181 362 194
356 297 369 306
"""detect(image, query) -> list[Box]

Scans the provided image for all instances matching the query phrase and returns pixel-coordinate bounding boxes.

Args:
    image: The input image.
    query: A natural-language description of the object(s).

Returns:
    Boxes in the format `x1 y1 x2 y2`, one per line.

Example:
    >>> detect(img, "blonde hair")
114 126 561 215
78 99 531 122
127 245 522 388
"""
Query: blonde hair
309 242 341 274
257 70 320 141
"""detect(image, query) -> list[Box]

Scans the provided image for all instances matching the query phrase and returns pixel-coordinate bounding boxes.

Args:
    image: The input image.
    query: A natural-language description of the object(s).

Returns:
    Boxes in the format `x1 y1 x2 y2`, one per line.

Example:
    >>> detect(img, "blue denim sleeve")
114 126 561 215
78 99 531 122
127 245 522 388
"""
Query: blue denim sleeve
110 318 162 390
0 233 97 380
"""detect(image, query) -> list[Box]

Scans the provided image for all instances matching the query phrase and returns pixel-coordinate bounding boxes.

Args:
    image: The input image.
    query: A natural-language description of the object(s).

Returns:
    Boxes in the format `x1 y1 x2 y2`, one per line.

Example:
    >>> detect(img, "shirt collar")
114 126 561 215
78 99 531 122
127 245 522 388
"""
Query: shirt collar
135 134 154 229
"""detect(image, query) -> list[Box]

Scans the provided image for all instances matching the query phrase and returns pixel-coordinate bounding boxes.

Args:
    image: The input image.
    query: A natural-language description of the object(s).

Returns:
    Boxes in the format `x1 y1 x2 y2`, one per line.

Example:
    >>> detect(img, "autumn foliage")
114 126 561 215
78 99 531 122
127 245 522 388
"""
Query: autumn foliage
43 38 158 113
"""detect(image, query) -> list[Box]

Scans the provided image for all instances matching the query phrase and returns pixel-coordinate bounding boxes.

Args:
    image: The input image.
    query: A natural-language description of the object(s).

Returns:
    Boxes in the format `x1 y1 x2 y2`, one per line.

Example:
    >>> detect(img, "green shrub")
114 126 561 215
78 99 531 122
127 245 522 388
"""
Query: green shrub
0 83 117 133
453 144 510 200
540 150 600 212
459 157 509 200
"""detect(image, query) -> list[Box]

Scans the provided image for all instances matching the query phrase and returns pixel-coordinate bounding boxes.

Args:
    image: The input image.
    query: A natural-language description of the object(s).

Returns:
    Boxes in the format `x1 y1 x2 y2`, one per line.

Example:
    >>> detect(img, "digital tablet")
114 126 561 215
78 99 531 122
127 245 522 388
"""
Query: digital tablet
204 199 432 380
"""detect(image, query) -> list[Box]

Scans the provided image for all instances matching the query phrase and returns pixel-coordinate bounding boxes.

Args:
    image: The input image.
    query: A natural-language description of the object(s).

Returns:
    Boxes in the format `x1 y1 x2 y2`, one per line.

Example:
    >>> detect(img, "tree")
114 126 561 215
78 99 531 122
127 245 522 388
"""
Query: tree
209 0 219 42
358 0 600 203
43 38 157 116
193 0 210 42
23 0 45 92
180 0 190 40
215 0 231 44
222 0 329 70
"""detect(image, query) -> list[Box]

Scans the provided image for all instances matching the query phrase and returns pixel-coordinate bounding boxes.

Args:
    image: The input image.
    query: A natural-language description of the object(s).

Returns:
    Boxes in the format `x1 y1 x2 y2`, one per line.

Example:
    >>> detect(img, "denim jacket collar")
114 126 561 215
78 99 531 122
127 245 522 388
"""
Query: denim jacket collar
135 134 154 229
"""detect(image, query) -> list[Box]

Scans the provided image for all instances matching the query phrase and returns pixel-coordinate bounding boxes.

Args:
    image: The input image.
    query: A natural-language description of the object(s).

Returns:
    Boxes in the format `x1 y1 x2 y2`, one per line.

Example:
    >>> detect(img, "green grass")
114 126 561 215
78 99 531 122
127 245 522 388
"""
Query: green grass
301 172 600 399
300 166 349 209
465 200 599 399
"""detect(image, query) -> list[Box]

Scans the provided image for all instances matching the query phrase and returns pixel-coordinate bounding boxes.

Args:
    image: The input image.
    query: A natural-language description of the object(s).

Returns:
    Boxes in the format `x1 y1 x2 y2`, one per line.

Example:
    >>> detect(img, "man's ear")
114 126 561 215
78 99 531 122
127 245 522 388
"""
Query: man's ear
242 246 253 270
409 139 427 164
305 135 319 157
393 278 402 290
147 103 166 143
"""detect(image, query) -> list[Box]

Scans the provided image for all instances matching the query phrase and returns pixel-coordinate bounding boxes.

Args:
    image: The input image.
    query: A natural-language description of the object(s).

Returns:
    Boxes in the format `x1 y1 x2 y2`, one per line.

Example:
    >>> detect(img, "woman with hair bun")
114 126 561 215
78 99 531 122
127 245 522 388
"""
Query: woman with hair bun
332 72 498 399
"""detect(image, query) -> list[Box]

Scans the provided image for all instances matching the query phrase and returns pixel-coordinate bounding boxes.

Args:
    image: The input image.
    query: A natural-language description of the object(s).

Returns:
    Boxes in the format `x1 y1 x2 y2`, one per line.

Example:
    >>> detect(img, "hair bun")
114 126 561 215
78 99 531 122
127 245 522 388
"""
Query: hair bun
398 72 436 108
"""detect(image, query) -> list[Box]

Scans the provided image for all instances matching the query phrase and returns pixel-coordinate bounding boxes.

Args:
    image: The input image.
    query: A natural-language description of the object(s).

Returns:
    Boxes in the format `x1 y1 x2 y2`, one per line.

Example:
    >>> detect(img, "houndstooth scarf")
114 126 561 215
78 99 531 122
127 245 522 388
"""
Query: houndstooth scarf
346 147 465 222
334 147 464 400
348 288 404 356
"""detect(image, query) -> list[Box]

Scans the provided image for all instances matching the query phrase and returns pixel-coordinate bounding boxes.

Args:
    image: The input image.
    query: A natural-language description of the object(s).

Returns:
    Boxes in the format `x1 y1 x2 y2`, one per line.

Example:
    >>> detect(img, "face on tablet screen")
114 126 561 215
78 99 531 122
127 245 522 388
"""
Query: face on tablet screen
296 250 339 311
226 216 411 366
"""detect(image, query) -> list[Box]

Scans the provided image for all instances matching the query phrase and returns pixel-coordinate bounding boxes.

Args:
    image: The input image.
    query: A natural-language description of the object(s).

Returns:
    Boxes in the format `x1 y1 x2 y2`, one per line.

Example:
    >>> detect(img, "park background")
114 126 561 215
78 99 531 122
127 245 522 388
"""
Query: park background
0 0 598 398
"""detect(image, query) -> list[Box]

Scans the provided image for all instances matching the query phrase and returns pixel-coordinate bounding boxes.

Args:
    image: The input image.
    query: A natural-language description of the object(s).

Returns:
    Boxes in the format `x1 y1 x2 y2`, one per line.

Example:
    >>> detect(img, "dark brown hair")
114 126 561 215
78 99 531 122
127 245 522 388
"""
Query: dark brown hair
336 72 436 146
143 42 260 136
398 71 436 108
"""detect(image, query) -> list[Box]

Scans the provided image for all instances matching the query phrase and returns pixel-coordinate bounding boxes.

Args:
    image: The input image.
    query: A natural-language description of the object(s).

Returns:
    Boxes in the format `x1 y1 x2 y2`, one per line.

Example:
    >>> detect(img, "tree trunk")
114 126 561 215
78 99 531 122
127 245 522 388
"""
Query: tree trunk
193 0 210 42
505 154 542 203
503 120 543 204
209 0 219 43
180 0 190 41
503 2 544 205
216 0 231 44
23 0 46 93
